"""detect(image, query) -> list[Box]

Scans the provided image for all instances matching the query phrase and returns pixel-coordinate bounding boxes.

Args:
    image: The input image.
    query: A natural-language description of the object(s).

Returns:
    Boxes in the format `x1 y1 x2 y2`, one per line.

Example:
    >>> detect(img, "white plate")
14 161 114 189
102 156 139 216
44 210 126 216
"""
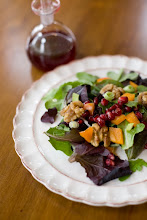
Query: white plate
13 55 147 207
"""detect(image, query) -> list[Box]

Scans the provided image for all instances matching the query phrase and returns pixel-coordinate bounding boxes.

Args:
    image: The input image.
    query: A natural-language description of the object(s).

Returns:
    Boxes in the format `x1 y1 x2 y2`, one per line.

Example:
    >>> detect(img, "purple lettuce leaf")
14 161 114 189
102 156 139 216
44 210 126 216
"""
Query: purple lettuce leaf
45 128 84 143
65 85 89 104
73 142 110 156
71 143 132 185
41 107 57 124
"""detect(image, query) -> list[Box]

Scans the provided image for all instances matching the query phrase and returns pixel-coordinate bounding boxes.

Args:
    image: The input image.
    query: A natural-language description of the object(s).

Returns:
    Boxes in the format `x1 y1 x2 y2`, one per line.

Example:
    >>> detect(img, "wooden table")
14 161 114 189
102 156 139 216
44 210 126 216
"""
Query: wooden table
1 0 147 219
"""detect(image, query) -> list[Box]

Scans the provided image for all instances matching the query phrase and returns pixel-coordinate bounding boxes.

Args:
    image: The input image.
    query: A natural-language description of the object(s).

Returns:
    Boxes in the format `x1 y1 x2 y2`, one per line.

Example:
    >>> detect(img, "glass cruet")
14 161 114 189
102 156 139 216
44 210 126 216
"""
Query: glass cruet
26 0 76 71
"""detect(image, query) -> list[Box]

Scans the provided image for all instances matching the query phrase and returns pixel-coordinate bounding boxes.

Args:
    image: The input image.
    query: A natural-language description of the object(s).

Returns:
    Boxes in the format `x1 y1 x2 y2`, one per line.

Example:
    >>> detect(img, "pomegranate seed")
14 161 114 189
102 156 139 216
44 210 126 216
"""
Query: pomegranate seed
105 109 109 113
114 104 120 108
117 102 123 108
135 111 143 120
115 108 122 116
106 159 111 166
88 116 94 122
94 114 99 122
107 153 115 160
108 105 116 111
141 121 147 130
78 119 84 125
112 110 116 115
133 105 139 111
118 96 128 104
84 100 90 104
101 98 109 106
100 114 108 121
124 106 132 112
106 159 115 166
144 143 147 149
82 110 90 118
93 97 99 105
106 111 115 120
97 117 105 127
110 160 115 166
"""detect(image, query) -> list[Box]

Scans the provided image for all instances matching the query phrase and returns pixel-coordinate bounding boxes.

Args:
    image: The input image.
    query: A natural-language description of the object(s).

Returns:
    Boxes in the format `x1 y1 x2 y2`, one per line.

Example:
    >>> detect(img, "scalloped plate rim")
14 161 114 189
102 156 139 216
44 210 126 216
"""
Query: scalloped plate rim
12 55 147 207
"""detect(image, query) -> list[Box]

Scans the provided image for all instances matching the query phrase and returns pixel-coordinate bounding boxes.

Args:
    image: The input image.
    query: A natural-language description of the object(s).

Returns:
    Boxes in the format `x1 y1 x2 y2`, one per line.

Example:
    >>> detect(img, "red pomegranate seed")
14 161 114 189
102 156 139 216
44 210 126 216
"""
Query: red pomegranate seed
88 116 94 122
107 153 115 160
106 159 115 166
110 160 115 166
105 109 109 113
106 111 115 120
94 114 99 122
84 100 90 104
97 117 105 127
112 110 116 115
144 143 147 149
114 104 120 108
118 96 128 104
108 105 116 111
135 111 143 120
82 110 90 118
100 114 108 121
141 121 147 130
124 106 132 112
93 97 99 105
78 119 84 125
117 102 123 108
101 98 109 106
115 108 122 116
106 159 111 166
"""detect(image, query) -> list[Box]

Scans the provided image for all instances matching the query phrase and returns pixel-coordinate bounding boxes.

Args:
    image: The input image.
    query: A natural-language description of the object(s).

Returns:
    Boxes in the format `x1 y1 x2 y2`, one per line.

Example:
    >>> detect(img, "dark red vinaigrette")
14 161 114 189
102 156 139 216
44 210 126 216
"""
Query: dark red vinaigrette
26 31 76 71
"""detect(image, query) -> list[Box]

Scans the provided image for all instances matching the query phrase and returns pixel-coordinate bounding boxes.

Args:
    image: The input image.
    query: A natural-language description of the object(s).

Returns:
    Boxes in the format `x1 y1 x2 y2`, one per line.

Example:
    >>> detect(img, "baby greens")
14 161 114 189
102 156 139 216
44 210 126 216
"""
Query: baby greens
43 81 83 111
76 72 98 85
137 85 147 92
119 159 147 181
49 137 73 156
118 121 145 150
107 69 138 82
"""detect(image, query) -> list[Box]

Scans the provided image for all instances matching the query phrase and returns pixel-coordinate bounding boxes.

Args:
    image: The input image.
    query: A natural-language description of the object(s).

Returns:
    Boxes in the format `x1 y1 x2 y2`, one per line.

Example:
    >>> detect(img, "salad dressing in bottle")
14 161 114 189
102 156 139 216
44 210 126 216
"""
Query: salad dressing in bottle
26 0 76 71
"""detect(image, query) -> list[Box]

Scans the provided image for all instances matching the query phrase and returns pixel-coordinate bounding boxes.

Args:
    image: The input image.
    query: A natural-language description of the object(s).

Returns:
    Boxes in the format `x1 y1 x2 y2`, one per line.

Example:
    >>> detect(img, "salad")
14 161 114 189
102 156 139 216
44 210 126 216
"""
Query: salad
41 69 147 185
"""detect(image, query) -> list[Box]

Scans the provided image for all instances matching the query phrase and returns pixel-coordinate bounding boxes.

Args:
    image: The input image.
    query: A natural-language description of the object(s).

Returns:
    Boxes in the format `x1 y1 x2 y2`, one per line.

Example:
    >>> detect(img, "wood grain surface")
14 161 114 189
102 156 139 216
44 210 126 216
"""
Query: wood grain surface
0 0 147 219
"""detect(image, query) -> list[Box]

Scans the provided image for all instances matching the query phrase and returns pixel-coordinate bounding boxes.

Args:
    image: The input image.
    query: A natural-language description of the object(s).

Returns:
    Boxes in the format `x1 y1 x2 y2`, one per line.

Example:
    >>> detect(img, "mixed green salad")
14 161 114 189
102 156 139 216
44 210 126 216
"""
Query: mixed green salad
41 69 147 185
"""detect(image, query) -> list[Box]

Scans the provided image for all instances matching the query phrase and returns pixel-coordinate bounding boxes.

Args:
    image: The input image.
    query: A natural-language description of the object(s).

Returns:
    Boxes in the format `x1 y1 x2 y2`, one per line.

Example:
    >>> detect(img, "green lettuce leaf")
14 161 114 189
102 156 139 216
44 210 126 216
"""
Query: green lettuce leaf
139 105 147 113
118 121 145 150
126 130 147 159
107 69 138 82
45 127 84 143
137 85 147 92
107 69 124 81
76 72 98 85
49 137 73 156
125 101 138 108
119 159 147 181
43 81 83 111
129 159 147 172
119 72 138 82
45 125 84 156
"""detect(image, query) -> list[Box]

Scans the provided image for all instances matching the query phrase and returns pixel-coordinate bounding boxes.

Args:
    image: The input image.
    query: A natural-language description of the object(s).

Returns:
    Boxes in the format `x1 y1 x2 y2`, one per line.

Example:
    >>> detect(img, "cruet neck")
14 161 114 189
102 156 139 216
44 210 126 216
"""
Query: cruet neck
31 0 60 26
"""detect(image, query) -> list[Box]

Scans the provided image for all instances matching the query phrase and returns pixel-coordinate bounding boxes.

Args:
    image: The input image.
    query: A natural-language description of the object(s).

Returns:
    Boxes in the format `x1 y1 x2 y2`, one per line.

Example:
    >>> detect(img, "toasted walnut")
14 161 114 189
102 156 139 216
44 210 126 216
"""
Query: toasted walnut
138 92 147 107
100 84 124 99
60 101 84 123
91 123 110 147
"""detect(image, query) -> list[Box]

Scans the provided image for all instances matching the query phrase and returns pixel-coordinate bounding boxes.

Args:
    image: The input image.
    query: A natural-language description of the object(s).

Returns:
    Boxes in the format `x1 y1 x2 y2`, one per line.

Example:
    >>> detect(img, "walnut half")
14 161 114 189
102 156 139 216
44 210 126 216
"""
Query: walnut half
60 101 84 123
91 123 110 147
100 84 124 99
138 92 147 107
